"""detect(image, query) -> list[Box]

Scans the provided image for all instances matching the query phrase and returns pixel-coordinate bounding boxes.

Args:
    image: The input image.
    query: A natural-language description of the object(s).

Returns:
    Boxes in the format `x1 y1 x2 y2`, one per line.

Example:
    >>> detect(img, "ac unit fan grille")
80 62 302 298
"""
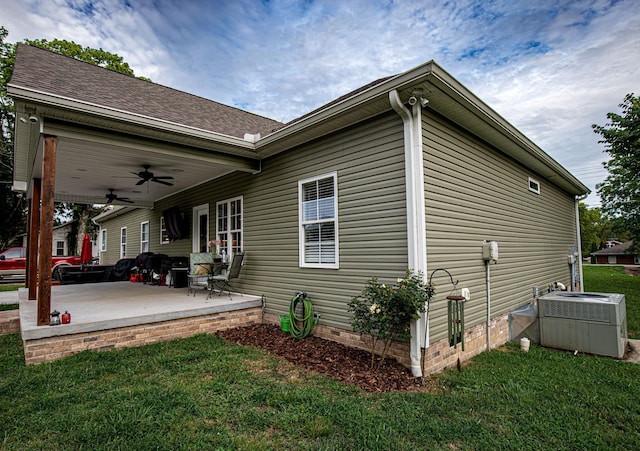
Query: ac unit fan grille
543 300 610 323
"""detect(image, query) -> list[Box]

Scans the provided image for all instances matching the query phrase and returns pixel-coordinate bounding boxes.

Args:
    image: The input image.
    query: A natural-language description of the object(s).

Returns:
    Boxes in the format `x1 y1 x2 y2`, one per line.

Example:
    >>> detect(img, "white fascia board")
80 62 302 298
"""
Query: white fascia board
92 206 137 223
426 67 590 195
256 63 435 151
257 60 588 196
7 84 255 151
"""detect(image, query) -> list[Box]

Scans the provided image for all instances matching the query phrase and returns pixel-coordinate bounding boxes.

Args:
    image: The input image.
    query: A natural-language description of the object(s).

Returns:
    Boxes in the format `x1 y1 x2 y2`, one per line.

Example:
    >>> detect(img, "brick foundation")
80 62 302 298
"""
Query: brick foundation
23 307 261 365
0 310 20 335
266 311 510 375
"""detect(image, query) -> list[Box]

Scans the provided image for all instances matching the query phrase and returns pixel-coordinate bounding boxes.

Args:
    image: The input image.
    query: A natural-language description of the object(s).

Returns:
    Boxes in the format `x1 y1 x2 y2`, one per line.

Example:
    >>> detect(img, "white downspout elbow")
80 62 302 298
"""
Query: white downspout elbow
390 89 428 377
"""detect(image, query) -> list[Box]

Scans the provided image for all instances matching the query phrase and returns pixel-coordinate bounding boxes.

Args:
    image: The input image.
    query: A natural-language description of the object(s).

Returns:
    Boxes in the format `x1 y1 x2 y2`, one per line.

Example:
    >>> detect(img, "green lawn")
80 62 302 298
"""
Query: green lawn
1 332 639 450
0 283 23 292
0 267 638 449
0 284 21 311
583 265 639 338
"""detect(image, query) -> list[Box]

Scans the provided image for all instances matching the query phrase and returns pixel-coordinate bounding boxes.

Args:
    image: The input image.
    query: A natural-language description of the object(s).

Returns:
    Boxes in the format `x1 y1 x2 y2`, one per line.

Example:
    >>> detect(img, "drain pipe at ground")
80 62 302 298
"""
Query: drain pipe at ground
575 194 588 292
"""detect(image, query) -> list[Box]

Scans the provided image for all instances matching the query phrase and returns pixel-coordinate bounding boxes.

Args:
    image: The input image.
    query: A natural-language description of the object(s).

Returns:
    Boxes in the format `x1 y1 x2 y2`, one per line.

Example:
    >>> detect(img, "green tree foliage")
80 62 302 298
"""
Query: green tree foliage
579 202 610 256
0 26 150 251
593 94 640 251
0 27 26 250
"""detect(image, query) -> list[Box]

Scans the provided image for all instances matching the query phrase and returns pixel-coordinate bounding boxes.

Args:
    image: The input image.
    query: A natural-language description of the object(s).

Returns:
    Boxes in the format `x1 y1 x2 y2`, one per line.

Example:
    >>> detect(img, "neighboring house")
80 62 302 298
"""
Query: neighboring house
9 44 589 376
19 221 99 259
19 221 74 256
591 241 639 265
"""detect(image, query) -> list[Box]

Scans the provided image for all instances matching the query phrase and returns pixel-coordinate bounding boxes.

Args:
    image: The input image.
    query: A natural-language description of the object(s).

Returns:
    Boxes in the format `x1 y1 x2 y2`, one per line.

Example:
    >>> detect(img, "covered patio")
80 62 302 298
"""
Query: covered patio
19 282 263 365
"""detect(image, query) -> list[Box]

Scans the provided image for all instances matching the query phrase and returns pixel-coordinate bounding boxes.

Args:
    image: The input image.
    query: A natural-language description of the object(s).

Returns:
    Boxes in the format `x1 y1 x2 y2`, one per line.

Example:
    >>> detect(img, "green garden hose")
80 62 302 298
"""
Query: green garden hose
289 292 315 338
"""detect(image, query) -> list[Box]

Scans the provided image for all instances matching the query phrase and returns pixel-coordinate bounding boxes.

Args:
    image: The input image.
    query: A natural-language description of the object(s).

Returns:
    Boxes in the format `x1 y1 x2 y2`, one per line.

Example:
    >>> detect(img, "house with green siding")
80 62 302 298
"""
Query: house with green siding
10 43 589 375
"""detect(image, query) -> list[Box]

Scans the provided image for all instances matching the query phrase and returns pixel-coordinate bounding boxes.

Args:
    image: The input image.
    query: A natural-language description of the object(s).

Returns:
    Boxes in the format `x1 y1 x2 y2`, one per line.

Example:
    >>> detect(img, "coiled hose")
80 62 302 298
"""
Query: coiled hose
289 292 315 338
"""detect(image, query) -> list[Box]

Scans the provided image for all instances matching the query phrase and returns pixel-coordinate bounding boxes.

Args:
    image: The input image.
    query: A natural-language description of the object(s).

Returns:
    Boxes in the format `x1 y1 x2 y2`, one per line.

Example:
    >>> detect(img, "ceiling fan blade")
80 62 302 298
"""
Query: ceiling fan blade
119 198 134 204
153 179 174 186
136 179 146 185
152 176 174 180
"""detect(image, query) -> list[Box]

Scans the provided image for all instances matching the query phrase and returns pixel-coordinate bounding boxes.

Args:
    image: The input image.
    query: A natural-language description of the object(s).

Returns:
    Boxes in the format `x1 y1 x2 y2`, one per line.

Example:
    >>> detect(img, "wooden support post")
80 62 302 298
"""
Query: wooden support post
28 178 41 300
37 136 56 326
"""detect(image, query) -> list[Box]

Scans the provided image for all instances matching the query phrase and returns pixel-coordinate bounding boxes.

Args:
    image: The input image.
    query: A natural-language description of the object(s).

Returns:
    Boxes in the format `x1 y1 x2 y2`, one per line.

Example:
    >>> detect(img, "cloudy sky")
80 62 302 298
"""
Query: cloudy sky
3 0 639 207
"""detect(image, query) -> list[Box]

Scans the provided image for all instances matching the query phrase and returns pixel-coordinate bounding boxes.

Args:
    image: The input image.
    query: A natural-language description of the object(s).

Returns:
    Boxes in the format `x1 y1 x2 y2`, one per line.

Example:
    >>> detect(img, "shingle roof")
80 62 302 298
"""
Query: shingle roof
10 43 283 139
591 241 635 255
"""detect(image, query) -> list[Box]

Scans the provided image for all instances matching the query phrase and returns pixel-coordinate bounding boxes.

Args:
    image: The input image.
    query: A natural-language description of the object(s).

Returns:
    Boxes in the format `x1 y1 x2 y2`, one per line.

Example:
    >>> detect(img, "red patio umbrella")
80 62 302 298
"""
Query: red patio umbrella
80 233 93 265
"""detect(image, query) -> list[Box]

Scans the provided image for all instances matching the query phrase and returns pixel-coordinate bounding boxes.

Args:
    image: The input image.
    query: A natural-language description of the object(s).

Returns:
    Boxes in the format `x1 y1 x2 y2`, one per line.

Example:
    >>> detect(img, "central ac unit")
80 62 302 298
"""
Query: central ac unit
538 292 627 358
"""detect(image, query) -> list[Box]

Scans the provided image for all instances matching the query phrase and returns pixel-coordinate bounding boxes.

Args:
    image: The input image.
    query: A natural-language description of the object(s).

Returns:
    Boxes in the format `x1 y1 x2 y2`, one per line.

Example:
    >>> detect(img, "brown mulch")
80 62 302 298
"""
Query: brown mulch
216 324 439 393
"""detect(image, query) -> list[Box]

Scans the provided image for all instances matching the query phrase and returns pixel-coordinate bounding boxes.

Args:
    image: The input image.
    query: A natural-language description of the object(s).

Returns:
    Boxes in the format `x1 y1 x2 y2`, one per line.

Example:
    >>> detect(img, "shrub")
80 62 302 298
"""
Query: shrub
348 270 434 370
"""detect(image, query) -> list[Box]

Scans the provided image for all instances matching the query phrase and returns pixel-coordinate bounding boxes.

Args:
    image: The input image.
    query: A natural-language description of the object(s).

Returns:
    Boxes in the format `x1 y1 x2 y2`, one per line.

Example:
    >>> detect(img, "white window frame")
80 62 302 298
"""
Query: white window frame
160 217 170 244
100 228 107 252
120 227 127 259
55 241 65 256
140 221 150 253
298 172 339 269
528 177 541 194
216 196 243 257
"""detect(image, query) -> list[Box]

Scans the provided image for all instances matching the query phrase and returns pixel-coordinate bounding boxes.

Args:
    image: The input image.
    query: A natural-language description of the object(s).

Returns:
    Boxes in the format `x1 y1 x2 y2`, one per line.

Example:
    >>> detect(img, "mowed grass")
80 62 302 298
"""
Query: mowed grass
0 266 638 449
1 338 640 448
583 265 640 338
0 283 23 292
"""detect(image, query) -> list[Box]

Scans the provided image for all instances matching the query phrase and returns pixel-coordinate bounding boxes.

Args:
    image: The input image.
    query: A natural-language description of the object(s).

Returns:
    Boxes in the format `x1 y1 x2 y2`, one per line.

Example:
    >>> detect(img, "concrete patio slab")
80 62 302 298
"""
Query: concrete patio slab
18 281 264 364
19 281 262 340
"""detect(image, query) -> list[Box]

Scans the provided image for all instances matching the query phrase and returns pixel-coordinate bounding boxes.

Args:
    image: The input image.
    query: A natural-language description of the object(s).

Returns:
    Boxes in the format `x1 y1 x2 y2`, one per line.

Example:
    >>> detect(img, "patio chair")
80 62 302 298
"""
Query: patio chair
208 252 244 299
187 252 214 296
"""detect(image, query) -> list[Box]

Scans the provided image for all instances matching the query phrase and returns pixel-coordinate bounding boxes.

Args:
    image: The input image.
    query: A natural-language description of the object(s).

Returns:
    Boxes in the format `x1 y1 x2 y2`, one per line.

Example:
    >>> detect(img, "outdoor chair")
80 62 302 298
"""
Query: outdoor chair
187 252 214 296
208 251 244 299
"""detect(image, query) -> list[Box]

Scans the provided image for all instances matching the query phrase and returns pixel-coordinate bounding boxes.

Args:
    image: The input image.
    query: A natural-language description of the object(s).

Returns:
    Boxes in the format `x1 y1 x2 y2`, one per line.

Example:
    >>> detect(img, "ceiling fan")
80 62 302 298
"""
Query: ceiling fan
131 164 174 186
105 189 134 204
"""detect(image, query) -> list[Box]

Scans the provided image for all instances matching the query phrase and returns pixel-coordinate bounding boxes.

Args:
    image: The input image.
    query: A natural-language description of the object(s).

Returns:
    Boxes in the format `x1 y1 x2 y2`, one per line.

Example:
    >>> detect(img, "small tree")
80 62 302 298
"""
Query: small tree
593 93 640 251
348 271 434 370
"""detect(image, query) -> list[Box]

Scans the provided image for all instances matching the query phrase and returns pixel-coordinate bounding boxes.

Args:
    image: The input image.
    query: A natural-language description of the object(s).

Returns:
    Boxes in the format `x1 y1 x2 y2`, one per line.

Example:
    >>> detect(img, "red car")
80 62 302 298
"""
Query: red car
0 247 83 280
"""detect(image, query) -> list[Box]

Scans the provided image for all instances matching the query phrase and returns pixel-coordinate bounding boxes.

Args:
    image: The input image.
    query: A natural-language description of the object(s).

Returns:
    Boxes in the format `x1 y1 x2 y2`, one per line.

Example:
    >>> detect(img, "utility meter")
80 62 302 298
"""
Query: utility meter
482 240 499 262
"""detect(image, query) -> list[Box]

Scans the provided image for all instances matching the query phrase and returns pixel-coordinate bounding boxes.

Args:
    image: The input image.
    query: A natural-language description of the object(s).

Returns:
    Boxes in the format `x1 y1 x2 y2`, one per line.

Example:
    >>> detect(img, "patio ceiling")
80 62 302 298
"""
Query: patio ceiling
14 105 261 209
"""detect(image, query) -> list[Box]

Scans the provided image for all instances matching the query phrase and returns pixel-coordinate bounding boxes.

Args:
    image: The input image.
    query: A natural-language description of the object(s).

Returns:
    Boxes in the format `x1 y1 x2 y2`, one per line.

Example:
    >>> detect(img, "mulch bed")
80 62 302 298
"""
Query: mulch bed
216 324 439 393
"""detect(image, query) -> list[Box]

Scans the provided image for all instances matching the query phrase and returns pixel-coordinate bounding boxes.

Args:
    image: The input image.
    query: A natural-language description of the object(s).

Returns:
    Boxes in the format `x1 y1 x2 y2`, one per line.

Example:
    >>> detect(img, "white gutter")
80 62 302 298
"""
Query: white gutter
389 89 428 378
8 85 256 150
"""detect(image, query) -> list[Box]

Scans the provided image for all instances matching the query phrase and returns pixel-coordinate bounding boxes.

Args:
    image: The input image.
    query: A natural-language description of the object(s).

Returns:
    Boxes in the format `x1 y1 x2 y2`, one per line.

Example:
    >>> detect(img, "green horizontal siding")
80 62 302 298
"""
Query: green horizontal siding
97 113 409 331
242 113 409 329
423 111 577 341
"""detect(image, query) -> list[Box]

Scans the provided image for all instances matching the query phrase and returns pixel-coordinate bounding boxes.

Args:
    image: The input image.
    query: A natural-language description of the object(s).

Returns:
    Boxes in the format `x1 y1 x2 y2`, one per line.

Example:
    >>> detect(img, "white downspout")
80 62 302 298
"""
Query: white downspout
575 194 588 292
389 90 428 377
486 260 491 350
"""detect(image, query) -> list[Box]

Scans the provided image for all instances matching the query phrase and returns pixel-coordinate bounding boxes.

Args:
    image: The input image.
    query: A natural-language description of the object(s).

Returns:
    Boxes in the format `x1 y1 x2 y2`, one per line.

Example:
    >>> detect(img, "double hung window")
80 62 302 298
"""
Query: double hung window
120 227 127 258
217 197 243 257
299 173 338 268
140 221 149 253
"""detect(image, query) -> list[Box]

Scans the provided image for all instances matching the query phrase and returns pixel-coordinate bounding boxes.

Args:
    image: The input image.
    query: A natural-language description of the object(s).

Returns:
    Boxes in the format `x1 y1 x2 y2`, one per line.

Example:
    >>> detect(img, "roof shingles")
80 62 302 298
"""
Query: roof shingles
10 44 283 139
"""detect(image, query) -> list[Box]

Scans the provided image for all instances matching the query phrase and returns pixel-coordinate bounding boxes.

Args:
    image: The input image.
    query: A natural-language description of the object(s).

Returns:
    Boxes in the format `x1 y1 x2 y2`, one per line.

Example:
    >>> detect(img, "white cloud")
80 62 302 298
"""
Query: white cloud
2 0 639 207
